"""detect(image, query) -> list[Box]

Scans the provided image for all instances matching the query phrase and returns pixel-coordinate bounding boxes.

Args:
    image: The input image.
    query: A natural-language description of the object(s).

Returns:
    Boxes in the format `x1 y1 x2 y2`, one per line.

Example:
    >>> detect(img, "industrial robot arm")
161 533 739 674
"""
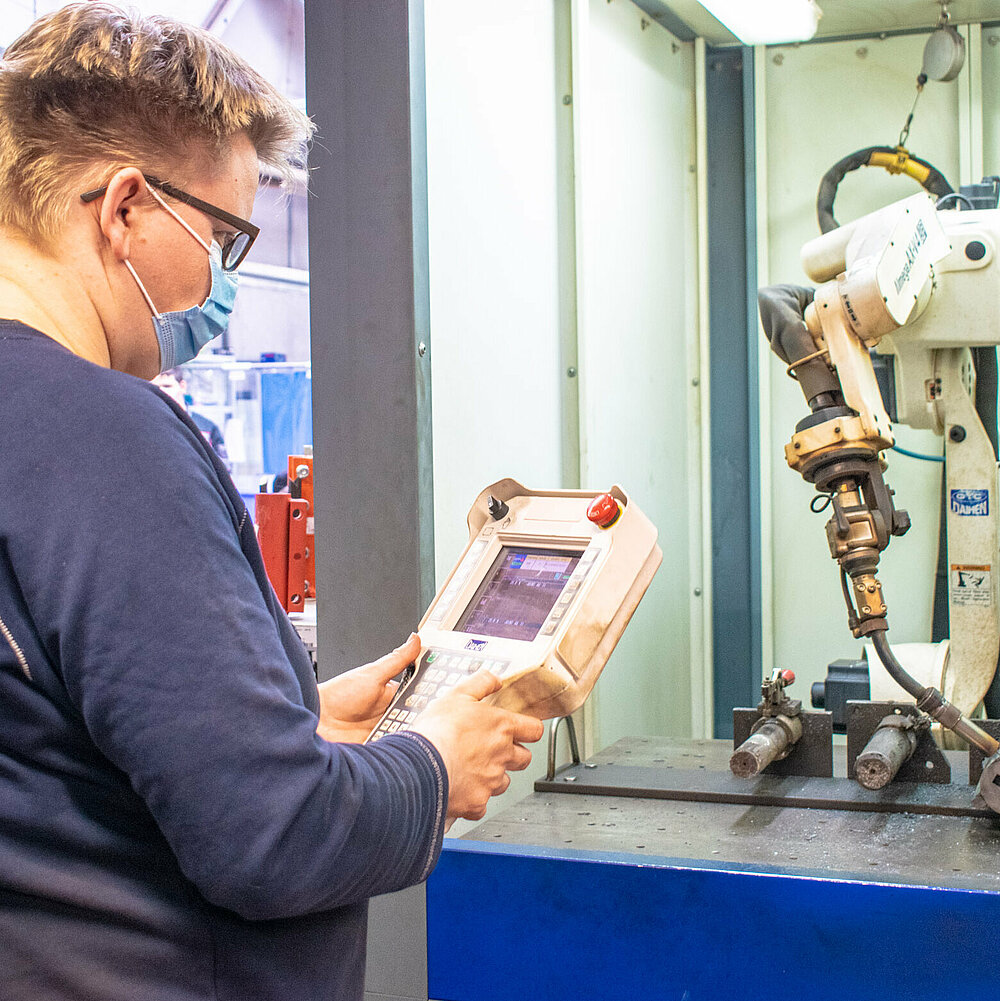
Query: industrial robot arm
759 192 999 759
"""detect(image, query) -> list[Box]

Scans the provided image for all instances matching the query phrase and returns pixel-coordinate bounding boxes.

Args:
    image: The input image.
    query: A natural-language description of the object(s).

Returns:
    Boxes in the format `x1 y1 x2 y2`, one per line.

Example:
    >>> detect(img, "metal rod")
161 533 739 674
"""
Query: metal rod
786 346 831 378
546 715 582 781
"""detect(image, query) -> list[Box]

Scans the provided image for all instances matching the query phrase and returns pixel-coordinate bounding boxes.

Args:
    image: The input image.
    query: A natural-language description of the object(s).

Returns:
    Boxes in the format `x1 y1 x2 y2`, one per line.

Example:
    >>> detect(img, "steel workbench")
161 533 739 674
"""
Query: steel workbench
426 737 1000 1001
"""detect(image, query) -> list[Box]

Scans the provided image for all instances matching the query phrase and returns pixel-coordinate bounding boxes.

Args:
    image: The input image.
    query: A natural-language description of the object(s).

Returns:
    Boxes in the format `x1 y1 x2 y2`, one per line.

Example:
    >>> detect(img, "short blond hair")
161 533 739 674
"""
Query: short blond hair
0 3 314 241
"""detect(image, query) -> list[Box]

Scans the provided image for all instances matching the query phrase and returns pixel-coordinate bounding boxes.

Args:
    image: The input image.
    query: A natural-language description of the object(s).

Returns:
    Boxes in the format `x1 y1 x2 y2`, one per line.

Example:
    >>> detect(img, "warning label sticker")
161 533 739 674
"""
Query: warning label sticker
950 564 993 607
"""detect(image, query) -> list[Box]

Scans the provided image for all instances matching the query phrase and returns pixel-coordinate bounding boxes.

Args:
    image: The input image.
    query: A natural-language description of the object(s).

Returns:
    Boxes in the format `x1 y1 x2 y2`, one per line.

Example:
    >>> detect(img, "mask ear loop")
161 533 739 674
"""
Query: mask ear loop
126 181 215 318
124 260 162 318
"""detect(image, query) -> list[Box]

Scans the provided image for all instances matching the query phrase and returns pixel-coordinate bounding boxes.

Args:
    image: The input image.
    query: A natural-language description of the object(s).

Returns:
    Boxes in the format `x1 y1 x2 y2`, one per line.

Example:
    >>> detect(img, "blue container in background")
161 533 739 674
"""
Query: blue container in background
261 371 312 474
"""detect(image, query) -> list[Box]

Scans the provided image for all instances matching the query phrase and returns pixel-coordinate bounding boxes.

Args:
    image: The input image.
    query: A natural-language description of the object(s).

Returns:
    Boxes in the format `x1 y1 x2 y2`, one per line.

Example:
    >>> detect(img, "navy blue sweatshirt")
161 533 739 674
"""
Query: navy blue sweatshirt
0 321 446 1001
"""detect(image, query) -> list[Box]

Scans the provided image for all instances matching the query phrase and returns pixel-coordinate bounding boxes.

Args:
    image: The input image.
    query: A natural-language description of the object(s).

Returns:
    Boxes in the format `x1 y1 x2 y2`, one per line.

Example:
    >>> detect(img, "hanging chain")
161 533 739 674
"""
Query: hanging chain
897 82 925 148
898 2 951 148
896 3 951 148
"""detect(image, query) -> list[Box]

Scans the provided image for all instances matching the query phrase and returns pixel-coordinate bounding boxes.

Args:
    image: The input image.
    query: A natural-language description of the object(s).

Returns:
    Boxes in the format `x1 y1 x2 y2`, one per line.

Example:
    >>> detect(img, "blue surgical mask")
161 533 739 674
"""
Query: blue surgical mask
125 187 240 372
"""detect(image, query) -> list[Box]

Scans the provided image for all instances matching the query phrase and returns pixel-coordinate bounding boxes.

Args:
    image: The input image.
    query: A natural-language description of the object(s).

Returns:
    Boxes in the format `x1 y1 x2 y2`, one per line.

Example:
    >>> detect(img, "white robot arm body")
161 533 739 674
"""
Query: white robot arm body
801 194 1000 715
762 191 1000 749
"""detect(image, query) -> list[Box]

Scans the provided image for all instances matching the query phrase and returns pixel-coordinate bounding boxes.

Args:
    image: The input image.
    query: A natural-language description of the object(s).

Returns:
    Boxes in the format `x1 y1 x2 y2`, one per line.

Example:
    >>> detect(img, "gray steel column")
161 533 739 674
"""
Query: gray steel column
305 0 434 678
706 46 762 737
304 3 433 1000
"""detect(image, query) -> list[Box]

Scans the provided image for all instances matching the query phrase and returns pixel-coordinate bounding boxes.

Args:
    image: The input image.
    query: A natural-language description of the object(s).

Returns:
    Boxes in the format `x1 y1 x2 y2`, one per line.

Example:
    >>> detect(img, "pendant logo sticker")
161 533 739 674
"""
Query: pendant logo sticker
950 489 989 516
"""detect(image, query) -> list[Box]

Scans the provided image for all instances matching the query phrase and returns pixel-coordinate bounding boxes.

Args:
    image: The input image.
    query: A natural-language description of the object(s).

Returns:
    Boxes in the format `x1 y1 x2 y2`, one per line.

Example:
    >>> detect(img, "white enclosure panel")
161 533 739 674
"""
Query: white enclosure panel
764 33 959 695
982 30 1000 175
425 0 569 586
577 0 698 748
424 1 573 832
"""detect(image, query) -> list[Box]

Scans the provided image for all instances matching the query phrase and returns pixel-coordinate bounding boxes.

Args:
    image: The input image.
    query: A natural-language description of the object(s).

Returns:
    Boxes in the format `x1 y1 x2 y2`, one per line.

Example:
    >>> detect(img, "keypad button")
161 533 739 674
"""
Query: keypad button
541 622 558 636
580 548 598 564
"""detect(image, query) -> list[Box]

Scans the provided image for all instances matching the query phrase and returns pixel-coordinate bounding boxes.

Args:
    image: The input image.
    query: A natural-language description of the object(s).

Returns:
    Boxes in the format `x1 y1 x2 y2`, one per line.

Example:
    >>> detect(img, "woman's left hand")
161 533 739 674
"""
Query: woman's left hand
316 633 421 743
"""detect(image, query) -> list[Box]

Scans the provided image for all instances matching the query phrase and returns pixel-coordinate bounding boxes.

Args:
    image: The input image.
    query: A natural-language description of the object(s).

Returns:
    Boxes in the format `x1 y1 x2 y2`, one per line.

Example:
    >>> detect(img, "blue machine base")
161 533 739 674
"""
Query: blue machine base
427 839 1000 1001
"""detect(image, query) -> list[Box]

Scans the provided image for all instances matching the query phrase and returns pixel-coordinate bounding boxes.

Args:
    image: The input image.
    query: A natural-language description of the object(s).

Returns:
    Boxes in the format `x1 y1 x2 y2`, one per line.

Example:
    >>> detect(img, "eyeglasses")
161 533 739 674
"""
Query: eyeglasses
80 173 260 271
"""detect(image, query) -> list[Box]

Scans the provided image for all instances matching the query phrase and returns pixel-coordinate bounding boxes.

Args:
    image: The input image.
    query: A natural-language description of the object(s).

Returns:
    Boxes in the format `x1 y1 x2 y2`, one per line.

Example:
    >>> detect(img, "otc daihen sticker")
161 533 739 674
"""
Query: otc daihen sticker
950 488 989 516
950 565 993 607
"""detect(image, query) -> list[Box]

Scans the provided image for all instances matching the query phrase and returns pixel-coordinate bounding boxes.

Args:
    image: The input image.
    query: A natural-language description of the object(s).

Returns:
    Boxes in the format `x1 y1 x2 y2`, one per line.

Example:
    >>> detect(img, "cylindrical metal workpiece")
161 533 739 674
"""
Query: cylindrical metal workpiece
730 715 803 779
855 717 918 790
976 751 1000 814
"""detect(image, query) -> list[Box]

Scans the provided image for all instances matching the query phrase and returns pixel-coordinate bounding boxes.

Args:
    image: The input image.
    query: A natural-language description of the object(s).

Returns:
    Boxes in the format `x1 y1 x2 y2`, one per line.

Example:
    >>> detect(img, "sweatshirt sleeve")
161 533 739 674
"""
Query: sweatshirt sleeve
23 379 446 921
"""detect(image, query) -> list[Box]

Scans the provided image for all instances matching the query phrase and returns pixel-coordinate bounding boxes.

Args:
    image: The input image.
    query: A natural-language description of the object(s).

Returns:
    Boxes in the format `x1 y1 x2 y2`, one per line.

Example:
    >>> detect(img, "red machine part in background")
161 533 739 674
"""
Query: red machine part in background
256 454 315 613
288 454 316 600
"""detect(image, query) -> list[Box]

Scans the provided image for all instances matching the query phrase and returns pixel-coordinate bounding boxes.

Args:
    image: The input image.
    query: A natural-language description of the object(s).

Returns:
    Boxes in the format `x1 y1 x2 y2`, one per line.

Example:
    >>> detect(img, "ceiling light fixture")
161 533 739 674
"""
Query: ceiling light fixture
696 0 823 46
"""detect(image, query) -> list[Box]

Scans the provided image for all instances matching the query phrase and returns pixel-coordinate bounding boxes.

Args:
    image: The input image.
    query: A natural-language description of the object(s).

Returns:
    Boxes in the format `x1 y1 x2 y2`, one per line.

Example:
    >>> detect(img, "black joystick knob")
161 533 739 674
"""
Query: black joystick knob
487 495 509 521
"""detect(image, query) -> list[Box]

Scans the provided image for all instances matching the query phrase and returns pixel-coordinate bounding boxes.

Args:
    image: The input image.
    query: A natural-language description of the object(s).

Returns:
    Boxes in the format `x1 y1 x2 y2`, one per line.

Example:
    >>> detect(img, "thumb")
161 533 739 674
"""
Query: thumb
453 668 502 701
363 633 422 685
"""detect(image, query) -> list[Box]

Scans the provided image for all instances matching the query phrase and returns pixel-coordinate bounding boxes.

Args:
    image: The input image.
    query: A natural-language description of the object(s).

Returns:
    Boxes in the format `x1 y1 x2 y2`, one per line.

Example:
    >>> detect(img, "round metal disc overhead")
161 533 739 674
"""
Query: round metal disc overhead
922 25 966 82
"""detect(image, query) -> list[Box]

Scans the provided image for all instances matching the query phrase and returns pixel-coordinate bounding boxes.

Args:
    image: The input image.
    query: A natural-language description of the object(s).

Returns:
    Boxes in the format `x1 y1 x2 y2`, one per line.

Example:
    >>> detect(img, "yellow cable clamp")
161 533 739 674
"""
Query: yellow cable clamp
867 148 932 184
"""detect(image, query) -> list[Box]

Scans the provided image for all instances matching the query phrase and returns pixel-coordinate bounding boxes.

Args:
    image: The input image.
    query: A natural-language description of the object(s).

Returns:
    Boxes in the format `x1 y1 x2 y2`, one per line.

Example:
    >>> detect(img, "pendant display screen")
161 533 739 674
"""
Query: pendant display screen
455 547 582 642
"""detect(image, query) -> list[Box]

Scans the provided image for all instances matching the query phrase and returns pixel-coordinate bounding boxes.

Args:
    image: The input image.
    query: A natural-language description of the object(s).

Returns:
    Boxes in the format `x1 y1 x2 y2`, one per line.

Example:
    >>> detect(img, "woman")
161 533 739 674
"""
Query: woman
0 6 541 999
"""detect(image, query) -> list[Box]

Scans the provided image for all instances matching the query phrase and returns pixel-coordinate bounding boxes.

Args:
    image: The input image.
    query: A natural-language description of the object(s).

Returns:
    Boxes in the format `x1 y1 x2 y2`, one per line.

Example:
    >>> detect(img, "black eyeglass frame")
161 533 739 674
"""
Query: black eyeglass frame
80 173 260 271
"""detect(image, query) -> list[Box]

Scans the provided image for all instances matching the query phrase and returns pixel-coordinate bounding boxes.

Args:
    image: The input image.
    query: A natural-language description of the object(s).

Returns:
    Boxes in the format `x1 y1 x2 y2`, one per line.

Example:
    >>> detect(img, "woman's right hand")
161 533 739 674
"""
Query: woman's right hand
409 670 545 823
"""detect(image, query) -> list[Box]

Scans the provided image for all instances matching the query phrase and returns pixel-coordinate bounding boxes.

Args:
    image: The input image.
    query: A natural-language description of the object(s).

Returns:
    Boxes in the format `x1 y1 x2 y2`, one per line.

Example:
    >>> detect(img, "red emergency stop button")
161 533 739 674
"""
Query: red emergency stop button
781 670 796 685
587 492 621 529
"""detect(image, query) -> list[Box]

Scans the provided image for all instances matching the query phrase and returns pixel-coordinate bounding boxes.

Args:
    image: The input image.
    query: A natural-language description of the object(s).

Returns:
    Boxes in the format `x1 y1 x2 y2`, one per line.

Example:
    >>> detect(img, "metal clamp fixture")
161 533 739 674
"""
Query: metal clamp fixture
730 670 804 778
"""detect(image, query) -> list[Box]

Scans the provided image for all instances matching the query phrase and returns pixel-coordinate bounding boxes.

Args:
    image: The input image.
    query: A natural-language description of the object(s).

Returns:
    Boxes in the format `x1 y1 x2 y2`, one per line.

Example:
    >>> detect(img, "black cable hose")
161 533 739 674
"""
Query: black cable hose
817 146 954 233
872 627 1000 755
870 629 924 701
